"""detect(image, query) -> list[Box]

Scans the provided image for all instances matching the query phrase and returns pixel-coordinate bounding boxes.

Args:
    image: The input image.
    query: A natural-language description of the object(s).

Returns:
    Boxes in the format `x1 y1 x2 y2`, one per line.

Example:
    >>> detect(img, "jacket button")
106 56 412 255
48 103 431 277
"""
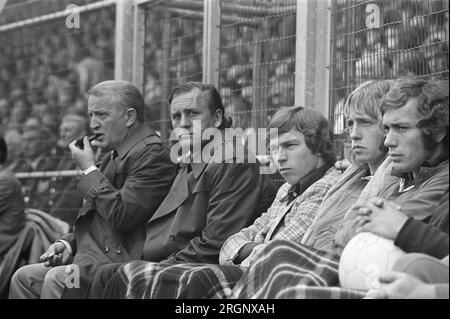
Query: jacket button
104 246 109 253
116 249 121 254
169 233 175 241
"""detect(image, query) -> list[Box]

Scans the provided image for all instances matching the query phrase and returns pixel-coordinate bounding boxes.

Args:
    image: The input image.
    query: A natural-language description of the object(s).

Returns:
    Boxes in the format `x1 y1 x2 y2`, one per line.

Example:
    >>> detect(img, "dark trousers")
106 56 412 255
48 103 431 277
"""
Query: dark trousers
88 263 124 299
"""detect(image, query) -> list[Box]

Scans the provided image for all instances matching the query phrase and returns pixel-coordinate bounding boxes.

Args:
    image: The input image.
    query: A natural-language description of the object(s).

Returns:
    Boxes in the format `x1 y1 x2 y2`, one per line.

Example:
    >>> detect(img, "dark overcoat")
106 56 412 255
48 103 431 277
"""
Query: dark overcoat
143 138 277 264
62 125 177 298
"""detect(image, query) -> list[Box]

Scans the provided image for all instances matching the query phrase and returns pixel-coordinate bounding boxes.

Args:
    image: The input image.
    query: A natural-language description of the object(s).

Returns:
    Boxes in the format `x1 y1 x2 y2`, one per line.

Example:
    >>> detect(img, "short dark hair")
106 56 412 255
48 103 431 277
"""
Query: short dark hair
381 77 449 151
168 82 233 129
87 80 145 123
267 106 336 166
0 136 7 165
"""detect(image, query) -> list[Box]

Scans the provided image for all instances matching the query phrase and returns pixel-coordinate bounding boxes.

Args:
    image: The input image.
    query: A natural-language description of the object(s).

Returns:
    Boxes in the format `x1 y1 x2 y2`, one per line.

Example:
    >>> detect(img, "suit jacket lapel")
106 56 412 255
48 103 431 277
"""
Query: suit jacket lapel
148 167 189 222
266 199 297 241
100 152 116 183
148 137 226 224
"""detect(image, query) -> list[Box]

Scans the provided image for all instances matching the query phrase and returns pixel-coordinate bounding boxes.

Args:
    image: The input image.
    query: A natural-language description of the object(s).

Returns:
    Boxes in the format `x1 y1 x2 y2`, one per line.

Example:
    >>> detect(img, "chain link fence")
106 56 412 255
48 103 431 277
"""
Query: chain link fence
329 0 449 159
218 0 296 131
141 0 204 140
0 0 115 226
2 0 448 224
217 0 296 187
0 0 95 25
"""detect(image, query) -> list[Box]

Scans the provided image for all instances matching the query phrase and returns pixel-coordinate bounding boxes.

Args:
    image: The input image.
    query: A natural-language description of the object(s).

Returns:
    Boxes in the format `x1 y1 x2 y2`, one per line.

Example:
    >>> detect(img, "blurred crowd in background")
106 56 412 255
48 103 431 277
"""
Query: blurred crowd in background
0 2 115 223
330 0 449 138
0 0 448 226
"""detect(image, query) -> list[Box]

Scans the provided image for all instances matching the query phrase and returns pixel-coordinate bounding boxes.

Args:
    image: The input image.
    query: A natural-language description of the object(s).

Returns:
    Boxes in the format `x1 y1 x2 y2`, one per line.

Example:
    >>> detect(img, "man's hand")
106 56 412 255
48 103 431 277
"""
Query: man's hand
69 136 96 170
334 204 363 249
39 242 72 267
365 271 436 299
355 197 408 241
335 159 352 171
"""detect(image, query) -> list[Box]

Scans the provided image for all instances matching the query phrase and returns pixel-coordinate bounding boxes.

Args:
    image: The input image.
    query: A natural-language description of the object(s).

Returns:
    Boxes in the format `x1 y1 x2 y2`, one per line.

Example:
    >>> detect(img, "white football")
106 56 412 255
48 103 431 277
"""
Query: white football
339 232 406 291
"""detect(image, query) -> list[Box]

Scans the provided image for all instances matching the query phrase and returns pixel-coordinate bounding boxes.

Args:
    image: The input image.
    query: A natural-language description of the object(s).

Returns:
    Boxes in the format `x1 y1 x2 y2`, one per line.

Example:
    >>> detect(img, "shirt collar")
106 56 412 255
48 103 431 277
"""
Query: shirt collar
360 165 372 181
176 134 233 180
423 152 449 168
391 156 449 193
281 164 332 203
115 124 156 159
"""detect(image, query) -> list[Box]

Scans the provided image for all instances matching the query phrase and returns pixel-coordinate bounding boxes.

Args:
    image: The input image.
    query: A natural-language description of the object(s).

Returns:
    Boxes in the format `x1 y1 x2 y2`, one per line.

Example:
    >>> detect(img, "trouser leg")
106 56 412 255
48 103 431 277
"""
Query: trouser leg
393 253 449 284
41 265 71 299
9 263 51 299
88 263 123 299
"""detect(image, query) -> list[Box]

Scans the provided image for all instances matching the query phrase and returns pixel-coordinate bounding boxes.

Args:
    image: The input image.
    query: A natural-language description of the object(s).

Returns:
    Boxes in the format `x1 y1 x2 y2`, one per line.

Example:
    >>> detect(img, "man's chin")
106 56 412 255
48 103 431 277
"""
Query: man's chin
91 140 101 148
353 155 369 164
281 174 299 186
391 162 410 174
93 140 110 151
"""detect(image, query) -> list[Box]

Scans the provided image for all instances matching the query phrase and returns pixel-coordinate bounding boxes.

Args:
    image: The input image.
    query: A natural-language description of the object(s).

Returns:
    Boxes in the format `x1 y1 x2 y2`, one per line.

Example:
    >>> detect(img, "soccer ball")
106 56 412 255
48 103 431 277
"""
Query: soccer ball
339 232 406 291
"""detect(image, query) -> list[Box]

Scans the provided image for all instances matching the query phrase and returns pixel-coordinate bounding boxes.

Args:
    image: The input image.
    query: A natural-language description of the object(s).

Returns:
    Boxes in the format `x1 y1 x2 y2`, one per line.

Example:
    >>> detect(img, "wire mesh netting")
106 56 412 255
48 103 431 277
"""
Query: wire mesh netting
329 0 449 159
219 0 296 131
3 0 448 225
0 0 98 25
218 0 296 188
0 2 115 226
141 0 204 140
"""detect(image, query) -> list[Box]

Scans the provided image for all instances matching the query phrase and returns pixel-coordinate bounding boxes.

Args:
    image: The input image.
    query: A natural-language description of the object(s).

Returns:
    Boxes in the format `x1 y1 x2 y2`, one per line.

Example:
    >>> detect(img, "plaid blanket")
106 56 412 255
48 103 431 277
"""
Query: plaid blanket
103 261 244 299
230 240 366 299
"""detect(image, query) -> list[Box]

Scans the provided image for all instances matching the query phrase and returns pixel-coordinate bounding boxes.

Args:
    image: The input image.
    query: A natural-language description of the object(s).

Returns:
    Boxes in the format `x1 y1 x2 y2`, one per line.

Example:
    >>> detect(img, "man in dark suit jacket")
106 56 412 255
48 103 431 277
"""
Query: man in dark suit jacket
87 82 277 297
9 80 177 299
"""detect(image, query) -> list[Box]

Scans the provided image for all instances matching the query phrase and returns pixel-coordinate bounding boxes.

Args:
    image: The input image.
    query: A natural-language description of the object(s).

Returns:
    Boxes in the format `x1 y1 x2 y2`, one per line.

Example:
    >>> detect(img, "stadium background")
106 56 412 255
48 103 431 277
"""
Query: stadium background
0 0 448 212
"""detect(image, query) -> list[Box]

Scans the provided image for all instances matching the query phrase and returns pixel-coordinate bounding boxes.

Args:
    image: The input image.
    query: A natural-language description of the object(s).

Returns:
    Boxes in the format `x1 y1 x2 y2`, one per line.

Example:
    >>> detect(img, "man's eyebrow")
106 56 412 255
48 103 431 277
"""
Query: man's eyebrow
171 106 198 113
182 106 198 111
354 115 374 121
276 138 300 145
384 120 412 127
171 97 195 105
89 108 107 113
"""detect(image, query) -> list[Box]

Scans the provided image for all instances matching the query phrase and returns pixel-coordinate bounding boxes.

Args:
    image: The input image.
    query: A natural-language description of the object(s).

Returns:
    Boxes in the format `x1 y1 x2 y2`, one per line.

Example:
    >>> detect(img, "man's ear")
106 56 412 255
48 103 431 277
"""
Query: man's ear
126 108 137 127
434 131 447 144
214 108 223 128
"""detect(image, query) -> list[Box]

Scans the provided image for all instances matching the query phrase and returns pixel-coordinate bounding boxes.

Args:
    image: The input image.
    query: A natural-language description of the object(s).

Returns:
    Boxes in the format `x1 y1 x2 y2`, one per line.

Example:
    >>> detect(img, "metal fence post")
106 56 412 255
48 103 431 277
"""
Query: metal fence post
295 0 330 118
315 0 332 119
132 1 146 93
160 10 171 140
115 0 135 81
0 0 7 16
203 0 220 87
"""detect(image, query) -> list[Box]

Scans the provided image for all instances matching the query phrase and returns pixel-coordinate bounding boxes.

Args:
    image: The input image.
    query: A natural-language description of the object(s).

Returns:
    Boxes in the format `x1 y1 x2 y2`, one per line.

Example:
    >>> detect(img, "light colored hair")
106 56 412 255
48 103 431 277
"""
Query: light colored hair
87 80 145 123
343 80 393 121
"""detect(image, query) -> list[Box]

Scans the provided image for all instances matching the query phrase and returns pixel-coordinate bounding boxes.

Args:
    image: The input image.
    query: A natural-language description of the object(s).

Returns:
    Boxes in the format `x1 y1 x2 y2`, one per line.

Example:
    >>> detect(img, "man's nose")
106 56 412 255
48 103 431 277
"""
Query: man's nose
349 124 361 140
179 114 192 129
384 129 397 148
90 117 100 130
276 147 288 163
